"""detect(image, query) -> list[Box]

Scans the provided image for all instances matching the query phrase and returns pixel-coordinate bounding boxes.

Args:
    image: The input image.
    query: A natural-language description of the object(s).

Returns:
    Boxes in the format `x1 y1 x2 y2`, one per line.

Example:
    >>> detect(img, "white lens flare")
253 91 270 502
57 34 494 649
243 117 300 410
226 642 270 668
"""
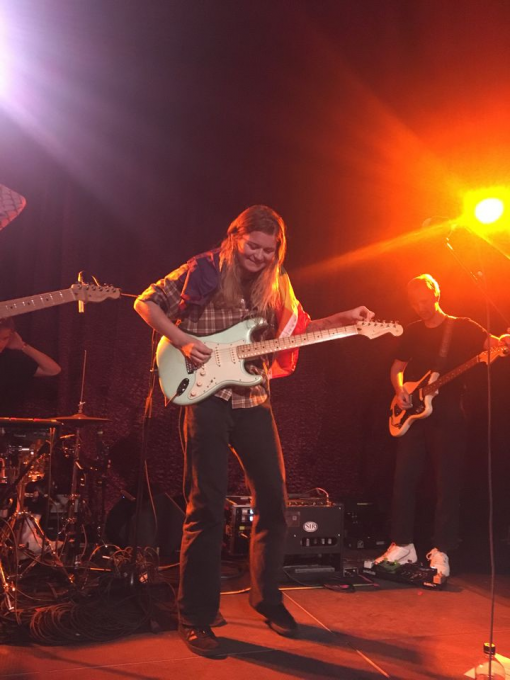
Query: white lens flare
474 198 504 225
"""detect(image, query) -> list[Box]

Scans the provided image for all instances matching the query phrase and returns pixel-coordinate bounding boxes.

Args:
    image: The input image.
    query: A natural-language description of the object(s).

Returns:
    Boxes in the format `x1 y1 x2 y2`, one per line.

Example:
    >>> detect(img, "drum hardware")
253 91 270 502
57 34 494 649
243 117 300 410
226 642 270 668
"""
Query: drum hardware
0 434 51 510
0 456 7 484
55 417 110 567
53 350 111 567
0 556 14 611
0 352 114 615
55 414 111 426
0 423 71 606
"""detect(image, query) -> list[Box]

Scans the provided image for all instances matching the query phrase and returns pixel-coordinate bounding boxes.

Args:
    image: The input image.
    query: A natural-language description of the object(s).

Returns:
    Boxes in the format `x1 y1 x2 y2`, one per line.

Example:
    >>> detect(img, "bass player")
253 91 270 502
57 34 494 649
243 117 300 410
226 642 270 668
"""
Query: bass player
376 274 510 580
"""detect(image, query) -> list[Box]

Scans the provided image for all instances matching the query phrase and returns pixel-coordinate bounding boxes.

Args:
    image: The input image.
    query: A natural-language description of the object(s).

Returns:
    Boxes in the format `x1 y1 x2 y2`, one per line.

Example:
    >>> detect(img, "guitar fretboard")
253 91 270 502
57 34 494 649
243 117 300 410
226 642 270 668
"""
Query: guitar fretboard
423 351 492 396
0 289 77 318
237 324 363 359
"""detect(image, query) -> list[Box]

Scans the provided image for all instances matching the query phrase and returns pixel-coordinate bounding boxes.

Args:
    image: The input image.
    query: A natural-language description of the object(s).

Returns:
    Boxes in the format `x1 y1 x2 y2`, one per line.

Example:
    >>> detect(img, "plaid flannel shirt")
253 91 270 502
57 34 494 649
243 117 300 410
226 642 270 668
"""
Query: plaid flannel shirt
137 262 276 408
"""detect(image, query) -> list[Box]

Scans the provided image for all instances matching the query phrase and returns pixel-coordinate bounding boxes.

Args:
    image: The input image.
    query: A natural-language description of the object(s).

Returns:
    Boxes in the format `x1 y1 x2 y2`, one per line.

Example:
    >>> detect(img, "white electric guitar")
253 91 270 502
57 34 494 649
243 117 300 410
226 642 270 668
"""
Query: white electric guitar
389 344 509 437
157 317 403 406
0 283 121 319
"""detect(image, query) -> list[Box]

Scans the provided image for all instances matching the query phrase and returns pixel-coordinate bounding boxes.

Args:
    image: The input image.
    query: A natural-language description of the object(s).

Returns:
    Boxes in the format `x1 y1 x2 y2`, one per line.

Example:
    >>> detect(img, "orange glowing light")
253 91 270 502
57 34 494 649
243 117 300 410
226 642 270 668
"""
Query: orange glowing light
459 187 510 261
474 198 504 224
462 187 509 228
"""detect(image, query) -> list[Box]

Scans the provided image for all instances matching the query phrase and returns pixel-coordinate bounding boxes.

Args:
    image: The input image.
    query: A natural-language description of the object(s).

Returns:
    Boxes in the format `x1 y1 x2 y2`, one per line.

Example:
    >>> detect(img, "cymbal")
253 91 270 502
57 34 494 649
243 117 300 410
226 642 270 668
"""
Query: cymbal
55 413 110 426
0 417 61 428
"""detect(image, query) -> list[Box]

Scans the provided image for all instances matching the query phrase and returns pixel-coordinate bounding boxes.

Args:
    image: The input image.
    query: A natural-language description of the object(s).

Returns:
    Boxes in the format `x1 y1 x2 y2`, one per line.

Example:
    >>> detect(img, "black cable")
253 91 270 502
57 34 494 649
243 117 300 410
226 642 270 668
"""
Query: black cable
130 330 159 577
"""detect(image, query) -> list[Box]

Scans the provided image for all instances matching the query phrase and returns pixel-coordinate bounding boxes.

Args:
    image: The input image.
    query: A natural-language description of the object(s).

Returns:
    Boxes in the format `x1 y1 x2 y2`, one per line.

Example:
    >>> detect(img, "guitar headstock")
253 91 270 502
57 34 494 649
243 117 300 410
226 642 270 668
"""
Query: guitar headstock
356 320 403 339
70 283 121 303
480 344 509 364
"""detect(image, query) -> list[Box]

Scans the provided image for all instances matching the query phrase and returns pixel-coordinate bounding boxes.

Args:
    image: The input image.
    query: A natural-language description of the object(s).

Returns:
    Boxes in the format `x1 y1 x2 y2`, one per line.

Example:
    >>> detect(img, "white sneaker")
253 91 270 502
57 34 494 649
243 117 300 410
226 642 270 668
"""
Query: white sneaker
374 542 418 565
426 548 450 577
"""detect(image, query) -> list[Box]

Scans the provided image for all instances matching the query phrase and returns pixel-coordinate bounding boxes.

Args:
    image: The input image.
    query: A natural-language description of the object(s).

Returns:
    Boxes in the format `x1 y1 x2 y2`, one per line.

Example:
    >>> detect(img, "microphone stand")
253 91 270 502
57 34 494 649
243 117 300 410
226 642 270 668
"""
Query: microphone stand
445 226 510 328
445 224 508 669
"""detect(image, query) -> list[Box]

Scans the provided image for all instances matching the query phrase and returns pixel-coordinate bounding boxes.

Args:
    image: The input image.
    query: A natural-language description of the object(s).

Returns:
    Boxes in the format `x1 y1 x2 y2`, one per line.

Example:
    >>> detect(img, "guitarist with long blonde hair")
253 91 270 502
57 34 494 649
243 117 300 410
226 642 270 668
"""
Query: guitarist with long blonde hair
376 274 510 581
135 205 375 657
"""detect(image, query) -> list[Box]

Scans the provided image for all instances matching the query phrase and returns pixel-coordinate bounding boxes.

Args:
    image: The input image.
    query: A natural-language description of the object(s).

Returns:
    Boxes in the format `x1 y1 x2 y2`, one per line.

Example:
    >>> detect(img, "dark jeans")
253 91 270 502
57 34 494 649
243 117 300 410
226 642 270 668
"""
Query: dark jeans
178 397 287 627
390 414 466 553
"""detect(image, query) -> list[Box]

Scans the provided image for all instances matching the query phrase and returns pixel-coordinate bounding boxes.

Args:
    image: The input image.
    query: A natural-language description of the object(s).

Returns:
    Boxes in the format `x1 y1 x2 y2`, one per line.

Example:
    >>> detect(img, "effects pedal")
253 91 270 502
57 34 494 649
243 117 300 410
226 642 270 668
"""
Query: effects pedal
362 559 447 589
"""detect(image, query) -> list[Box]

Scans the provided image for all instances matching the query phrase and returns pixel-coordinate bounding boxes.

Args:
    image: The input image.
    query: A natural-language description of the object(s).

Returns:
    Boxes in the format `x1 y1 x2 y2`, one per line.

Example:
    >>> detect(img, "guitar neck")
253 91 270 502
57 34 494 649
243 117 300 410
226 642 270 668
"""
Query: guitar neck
0 288 76 318
423 354 482 395
237 324 360 359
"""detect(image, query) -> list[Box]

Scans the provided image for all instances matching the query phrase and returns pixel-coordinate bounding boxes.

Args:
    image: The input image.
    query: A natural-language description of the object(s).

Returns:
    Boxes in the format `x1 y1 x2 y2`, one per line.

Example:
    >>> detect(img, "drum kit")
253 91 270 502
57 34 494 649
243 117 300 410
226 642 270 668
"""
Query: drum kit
0 197 127 612
0 410 111 610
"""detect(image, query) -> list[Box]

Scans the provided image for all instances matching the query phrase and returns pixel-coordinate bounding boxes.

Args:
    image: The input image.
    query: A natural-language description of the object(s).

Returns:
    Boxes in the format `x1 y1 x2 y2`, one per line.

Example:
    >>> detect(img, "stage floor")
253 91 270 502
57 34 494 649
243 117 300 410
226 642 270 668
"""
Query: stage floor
1 548 510 680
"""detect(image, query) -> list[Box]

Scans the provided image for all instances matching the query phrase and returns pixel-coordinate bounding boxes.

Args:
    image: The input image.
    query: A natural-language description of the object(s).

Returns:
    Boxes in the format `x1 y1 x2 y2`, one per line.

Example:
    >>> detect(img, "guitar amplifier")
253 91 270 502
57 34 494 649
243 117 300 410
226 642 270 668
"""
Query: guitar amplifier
343 500 388 550
224 496 254 556
224 496 343 575
284 503 343 576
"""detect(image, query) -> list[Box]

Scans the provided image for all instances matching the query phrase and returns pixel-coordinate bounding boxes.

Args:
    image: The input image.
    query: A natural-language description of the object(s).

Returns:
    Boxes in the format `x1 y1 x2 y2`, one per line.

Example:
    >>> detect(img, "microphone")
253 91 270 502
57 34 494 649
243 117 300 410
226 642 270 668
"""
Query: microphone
421 215 452 229
421 216 460 250
445 224 460 251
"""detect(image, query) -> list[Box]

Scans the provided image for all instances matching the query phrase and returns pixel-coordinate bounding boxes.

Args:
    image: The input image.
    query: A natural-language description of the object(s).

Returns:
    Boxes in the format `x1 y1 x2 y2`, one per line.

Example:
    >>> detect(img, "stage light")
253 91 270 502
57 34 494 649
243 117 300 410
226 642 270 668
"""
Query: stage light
462 187 510 228
474 198 504 224
0 14 8 97
457 187 510 261
0 8 15 101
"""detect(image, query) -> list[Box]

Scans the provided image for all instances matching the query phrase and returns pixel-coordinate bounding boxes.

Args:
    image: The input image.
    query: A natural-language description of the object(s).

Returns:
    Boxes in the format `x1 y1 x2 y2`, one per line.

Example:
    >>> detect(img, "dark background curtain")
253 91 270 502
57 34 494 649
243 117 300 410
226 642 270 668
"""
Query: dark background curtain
1 0 509 539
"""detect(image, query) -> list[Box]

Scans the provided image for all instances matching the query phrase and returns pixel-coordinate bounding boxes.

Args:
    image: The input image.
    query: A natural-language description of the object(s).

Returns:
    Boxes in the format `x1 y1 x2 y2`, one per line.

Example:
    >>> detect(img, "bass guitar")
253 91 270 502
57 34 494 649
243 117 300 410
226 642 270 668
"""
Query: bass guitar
0 282 121 319
389 344 509 437
157 317 402 406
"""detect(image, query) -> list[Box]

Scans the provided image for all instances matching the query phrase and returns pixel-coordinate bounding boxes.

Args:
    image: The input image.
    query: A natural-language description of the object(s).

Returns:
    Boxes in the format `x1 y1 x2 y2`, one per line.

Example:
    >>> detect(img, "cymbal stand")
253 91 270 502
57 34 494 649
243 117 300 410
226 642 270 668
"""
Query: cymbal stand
60 351 88 568
90 427 111 545
0 541 14 611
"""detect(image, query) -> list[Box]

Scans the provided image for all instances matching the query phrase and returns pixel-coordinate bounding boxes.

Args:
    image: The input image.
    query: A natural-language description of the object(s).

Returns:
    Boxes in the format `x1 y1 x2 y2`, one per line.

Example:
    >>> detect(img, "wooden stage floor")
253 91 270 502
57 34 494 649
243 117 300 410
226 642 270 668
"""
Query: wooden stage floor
1 548 510 680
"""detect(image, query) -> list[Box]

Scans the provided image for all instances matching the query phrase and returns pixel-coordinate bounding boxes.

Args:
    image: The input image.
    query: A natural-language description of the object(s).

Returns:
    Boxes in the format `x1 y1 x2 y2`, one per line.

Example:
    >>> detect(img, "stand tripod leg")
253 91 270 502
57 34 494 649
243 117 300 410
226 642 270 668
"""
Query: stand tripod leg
7 512 71 583
0 553 14 611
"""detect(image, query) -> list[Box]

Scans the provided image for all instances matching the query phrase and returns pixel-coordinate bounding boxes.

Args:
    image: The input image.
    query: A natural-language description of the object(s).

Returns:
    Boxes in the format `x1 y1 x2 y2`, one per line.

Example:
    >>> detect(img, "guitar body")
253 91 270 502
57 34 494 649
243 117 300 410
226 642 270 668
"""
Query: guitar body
388 371 439 437
156 316 403 406
156 318 267 406
388 344 508 437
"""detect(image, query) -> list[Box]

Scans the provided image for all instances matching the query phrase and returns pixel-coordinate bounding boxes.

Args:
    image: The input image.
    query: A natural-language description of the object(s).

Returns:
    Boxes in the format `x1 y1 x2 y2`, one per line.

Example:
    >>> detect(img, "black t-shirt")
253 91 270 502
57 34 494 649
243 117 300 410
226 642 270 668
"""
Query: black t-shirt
0 349 38 416
395 316 487 419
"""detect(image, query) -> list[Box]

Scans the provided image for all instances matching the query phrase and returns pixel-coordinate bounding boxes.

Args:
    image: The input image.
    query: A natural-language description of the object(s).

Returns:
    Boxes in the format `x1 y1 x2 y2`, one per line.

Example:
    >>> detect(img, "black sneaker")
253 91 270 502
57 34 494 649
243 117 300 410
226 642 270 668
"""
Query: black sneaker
178 625 224 657
253 602 298 638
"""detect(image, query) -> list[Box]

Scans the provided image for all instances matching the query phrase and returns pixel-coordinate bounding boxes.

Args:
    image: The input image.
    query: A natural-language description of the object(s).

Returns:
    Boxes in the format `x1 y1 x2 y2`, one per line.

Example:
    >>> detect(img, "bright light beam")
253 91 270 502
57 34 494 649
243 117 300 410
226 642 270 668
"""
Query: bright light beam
0 11 10 97
294 222 449 282
474 198 504 225
0 8 17 101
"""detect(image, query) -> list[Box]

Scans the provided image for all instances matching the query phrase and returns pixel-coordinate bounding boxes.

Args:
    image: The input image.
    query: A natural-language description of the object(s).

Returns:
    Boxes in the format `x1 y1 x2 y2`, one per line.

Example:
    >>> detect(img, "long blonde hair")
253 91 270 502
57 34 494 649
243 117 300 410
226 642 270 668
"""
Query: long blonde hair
217 205 287 314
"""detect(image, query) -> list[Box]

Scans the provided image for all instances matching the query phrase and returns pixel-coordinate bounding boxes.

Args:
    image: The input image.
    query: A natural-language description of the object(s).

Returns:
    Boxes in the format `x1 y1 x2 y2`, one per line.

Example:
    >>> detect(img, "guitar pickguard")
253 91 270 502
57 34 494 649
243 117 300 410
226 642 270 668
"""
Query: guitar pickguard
388 372 436 437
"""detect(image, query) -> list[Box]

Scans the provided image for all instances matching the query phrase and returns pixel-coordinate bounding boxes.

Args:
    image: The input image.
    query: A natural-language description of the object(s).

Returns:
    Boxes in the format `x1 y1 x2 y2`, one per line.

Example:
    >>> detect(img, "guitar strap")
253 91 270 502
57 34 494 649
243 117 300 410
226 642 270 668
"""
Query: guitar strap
434 317 454 373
